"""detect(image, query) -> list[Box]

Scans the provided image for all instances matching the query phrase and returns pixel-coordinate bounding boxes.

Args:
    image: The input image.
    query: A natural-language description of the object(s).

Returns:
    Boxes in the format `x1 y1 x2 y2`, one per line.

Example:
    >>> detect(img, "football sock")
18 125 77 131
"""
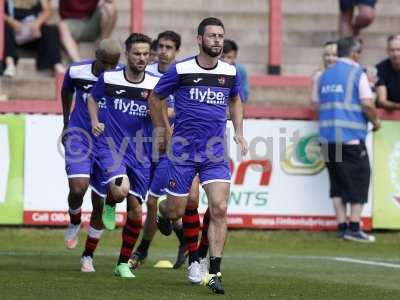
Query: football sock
338 222 347 232
198 208 210 259
183 208 200 264
82 226 103 258
349 221 360 232
118 218 142 264
136 238 151 257
69 207 81 225
209 256 221 274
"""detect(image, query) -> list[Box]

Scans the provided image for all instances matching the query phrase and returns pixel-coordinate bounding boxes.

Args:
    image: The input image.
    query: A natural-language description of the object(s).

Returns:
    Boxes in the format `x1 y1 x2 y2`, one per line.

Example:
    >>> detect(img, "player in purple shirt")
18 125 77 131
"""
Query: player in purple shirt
61 39 121 272
130 30 192 271
88 33 158 278
149 18 248 294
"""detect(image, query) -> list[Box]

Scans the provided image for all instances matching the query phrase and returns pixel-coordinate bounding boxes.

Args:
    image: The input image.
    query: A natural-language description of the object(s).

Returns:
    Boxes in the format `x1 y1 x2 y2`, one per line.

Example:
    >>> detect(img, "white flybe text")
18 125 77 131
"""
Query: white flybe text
189 88 226 104
114 98 147 116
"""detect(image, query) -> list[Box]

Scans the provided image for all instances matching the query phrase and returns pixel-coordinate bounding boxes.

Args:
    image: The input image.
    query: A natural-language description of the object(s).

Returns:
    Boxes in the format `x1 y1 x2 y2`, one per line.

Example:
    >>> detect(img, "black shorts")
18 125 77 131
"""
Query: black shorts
339 0 377 12
324 142 370 204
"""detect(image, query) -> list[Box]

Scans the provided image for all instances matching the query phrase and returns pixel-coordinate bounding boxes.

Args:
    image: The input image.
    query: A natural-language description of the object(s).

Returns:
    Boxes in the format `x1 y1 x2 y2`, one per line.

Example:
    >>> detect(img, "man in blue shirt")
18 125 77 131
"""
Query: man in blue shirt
149 17 248 294
317 37 380 242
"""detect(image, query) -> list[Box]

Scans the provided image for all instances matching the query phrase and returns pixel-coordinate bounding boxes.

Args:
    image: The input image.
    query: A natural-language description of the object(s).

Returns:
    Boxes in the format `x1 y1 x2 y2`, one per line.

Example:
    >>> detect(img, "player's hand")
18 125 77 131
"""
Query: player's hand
234 135 248 157
372 119 381 132
154 127 167 154
61 124 68 146
92 122 104 136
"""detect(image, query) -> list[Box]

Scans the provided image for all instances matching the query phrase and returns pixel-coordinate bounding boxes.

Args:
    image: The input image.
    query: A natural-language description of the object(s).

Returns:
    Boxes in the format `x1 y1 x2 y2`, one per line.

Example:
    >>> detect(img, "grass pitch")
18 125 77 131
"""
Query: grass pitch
1 228 400 299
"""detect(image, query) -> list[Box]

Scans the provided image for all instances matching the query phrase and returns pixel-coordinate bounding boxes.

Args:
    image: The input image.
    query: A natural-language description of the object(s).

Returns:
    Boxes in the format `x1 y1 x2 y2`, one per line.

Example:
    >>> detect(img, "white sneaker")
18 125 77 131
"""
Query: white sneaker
187 261 202 284
64 223 81 249
4 63 16 78
80 256 95 272
199 257 209 279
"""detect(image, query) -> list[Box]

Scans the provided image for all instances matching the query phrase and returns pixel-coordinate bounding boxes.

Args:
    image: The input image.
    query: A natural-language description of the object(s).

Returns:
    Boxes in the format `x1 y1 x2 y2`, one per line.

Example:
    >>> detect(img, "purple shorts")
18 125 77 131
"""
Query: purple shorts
64 127 95 178
148 156 169 197
165 160 231 197
95 147 150 202
90 161 107 198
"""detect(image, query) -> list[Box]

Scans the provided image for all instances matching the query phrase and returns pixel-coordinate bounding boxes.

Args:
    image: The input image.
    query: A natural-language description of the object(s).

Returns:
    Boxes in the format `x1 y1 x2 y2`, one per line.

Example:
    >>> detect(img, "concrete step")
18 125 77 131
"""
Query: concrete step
283 0 400 16
283 13 400 34
283 31 389 48
283 46 386 66
1 76 56 100
250 86 311 106
144 0 267 13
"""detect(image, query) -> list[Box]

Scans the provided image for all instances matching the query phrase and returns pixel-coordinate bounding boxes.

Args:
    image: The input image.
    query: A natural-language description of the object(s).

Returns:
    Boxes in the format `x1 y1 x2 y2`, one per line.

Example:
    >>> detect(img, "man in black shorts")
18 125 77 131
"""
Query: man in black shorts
339 0 377 37
316 37 380 242
376 35 400 110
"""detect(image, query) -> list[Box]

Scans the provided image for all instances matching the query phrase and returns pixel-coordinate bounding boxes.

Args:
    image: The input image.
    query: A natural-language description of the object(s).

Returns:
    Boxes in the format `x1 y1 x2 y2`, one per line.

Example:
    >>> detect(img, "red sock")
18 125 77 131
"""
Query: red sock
198 208 210 258
69 208 81 225
183 208 200 263
82 226 103 258
118 218 142 264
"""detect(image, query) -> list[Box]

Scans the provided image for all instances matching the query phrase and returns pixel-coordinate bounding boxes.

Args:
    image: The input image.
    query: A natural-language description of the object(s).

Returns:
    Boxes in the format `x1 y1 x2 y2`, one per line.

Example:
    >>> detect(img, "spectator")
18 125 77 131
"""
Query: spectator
339 0 377 37
221 39 249 102
312 41 338 104
2 0 64 77
58 0 117 62
316 37 380 242
149 39 158 64
375 35 400 110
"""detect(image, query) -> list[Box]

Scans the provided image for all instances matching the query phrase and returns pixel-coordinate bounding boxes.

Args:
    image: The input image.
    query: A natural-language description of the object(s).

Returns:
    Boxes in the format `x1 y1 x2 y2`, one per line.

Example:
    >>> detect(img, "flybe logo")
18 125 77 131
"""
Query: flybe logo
114 99 148 117
189 88 226 104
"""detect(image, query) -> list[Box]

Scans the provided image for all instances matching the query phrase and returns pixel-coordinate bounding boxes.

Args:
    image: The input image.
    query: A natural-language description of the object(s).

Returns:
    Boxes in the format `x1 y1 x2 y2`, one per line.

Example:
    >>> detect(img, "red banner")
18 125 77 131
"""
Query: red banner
23 211 372 231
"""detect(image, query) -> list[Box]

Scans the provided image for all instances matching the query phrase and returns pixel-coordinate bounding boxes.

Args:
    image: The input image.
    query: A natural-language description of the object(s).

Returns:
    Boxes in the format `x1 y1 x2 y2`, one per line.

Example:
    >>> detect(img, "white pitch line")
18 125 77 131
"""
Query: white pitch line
331 257 400 269
1 251 400 269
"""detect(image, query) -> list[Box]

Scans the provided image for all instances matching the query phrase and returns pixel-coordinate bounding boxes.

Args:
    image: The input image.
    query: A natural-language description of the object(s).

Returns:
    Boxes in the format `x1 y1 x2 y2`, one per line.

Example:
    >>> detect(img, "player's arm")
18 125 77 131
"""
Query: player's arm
229 95 248 157
150 65 179 150
88 76 105 136
61 83 74 131
149 93 171 151
60 68 74 144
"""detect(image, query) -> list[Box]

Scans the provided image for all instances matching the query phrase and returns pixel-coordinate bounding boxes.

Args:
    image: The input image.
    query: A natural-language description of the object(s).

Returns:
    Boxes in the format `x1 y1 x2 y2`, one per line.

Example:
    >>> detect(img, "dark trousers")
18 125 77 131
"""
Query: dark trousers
4 23 61 71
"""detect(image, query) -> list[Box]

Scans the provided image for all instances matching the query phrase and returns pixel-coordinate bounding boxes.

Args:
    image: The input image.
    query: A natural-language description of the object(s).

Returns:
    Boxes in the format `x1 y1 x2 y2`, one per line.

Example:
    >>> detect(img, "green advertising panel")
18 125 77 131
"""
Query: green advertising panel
0 115 25 224
373 121 400 229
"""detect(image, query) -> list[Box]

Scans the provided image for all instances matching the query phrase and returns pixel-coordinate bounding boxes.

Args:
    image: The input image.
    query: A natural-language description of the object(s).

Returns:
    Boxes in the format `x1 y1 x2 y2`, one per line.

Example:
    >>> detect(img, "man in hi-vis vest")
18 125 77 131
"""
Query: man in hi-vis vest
316 37 380 242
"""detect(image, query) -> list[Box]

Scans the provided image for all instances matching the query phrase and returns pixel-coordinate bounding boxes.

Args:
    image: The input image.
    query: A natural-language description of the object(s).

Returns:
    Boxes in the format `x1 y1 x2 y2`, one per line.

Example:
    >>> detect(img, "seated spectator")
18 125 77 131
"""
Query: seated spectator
58 0 117 62
312 41 338 104
2 0 64 77
221 39 249 102
339 0 377 37
375 35 400 110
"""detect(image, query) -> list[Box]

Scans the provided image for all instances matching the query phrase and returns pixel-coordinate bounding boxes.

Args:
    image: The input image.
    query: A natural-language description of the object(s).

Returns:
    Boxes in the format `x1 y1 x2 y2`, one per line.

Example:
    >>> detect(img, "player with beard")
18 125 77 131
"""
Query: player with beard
150 18 248 294
88 33 159 278
130 30 189 270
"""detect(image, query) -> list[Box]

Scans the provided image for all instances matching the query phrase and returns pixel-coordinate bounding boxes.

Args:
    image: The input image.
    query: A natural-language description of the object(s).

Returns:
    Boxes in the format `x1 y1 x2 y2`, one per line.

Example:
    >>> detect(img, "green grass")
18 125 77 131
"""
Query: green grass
1 229 400 299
